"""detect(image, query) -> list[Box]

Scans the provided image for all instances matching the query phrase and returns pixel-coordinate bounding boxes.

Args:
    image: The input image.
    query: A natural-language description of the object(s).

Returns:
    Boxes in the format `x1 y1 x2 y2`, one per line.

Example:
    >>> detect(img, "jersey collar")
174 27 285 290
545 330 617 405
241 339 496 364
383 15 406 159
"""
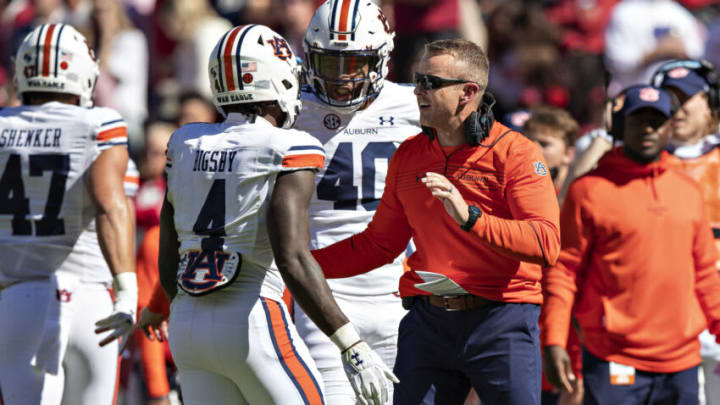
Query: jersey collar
224 113 275 127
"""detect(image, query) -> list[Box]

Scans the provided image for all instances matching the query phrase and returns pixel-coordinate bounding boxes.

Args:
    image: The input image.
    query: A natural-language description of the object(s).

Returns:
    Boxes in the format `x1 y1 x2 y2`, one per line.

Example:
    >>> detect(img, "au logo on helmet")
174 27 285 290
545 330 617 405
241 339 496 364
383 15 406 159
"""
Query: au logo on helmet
266 36 293 61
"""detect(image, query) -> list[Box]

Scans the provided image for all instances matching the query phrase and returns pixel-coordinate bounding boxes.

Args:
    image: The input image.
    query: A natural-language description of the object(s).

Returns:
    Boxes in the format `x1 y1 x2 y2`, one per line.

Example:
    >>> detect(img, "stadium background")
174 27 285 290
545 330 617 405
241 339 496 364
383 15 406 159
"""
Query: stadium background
0 0 719 404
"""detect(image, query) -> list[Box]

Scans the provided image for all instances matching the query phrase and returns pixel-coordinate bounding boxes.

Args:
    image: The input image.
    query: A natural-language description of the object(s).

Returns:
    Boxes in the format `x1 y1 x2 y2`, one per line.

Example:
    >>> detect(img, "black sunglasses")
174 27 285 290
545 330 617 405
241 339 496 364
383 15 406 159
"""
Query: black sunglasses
413 73 476 90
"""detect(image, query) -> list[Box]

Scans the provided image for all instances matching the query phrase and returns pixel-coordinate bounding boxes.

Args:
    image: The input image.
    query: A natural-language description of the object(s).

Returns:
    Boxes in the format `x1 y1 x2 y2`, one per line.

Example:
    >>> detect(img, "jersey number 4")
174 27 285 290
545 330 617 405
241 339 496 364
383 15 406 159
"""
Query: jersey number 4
193 178 226 250
0 154 69 236
317 141 396 210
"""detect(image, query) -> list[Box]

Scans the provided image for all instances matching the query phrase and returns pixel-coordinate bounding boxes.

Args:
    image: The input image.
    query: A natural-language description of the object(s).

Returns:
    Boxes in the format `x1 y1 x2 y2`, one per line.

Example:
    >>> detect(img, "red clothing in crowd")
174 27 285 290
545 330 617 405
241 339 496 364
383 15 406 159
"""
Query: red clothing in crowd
541 148 720 373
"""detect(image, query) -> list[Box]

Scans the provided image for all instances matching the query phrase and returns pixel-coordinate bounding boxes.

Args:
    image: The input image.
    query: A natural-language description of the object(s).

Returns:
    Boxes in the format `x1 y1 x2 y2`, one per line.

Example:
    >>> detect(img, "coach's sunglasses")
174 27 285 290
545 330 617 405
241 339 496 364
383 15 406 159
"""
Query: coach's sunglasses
413 73 477 91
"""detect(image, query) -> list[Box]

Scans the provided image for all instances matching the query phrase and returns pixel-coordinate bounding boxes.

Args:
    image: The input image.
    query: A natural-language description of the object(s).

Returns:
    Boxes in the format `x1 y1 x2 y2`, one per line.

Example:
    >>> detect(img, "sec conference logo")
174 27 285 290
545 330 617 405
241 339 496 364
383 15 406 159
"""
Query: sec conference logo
324 113 341 130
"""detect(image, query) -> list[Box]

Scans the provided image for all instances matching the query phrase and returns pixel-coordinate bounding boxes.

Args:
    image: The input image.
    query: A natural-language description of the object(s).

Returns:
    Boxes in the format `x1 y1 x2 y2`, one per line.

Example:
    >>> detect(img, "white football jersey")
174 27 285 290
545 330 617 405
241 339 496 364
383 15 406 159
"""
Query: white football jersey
295 81 420 295
165 113 325 300
57 158 139 284
0 102 128 284
124 158 139 198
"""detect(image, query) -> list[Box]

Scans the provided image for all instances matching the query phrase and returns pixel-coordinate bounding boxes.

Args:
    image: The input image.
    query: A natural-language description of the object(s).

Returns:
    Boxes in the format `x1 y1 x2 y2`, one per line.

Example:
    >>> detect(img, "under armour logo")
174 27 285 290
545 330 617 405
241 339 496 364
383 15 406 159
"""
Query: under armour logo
351 352 364 367
379 116 394 126
56 289 72 303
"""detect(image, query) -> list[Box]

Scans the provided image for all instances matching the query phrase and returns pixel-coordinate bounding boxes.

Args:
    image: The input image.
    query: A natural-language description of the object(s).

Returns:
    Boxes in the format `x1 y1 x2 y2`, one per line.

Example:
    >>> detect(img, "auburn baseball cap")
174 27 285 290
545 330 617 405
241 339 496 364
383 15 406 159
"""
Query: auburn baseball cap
658 66 710 97
617 86 674 118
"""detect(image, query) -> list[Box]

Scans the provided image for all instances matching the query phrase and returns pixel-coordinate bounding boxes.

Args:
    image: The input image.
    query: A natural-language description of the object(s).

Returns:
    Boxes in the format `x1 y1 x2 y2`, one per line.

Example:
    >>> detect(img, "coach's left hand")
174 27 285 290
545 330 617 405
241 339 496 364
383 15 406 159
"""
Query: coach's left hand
422 172 469 225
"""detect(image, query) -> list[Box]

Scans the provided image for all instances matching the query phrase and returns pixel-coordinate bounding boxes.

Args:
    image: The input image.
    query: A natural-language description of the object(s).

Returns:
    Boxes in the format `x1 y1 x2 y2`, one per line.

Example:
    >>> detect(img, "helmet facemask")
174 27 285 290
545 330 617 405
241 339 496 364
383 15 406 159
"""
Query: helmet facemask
305 44 385 111
302 0 395 113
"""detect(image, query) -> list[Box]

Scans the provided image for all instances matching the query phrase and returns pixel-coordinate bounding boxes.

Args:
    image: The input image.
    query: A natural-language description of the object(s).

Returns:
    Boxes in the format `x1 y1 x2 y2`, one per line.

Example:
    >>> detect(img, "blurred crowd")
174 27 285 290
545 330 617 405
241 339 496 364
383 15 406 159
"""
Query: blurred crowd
0 0 718 157
1 0 719 404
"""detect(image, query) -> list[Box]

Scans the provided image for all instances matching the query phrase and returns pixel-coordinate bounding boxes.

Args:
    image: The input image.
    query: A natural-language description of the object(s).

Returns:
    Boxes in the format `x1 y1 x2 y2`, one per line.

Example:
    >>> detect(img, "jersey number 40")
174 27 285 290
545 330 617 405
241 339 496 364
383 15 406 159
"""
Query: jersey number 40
317 141 396 210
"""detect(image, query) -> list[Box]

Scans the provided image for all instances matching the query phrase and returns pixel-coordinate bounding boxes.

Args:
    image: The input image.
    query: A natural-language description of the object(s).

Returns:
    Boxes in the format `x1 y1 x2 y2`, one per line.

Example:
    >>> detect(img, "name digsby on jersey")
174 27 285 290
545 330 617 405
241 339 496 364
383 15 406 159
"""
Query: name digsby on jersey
192 149 237 173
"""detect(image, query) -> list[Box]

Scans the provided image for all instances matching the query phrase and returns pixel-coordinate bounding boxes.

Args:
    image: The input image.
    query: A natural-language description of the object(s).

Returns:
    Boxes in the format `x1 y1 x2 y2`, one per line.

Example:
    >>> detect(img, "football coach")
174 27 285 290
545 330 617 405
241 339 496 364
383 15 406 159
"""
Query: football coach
311 38 561 404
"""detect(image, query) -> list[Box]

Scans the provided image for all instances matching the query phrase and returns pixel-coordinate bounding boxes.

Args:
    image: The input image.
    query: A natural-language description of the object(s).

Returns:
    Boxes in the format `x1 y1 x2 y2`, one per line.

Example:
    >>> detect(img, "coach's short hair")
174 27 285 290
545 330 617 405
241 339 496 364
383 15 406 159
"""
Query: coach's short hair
423 39 489 94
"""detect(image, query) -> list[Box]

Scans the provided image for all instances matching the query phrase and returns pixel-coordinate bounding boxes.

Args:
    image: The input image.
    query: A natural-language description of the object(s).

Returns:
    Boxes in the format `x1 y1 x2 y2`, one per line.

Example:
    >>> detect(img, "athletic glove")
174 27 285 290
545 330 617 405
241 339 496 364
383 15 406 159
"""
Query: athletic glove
95 272 138 353
330 323 399 405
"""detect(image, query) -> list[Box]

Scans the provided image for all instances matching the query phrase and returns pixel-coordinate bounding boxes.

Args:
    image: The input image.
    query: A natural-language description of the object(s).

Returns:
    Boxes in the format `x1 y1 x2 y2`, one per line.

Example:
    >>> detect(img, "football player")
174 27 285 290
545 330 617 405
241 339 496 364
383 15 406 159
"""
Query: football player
158 24 396 405
0 23 137 405
293 0 420 403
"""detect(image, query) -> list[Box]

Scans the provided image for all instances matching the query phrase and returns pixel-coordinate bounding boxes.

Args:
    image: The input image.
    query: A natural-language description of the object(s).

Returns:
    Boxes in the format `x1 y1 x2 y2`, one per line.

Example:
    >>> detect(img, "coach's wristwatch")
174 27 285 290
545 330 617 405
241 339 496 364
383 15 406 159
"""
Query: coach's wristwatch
461 205 482 231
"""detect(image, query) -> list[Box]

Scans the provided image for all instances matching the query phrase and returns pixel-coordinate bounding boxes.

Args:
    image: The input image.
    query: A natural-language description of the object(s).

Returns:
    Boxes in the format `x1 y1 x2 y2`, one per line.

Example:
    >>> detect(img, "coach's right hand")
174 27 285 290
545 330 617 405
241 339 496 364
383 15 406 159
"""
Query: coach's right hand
137 307 169 342
330 323 399 405
544 345 576 393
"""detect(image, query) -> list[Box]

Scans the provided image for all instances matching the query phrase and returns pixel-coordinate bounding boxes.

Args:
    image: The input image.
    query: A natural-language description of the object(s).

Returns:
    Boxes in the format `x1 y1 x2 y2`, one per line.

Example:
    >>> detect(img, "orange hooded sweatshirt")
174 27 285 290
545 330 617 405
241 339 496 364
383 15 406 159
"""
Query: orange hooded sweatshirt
312 123 560 304
541 148 720 373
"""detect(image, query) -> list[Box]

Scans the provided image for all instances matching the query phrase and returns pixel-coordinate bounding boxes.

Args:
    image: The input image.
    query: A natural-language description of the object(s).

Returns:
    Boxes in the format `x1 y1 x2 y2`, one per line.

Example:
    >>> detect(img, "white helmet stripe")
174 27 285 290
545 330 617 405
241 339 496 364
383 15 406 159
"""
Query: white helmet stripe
215 25 258 93
349 0 360 41
221 26 244 92
34 24 46 76
330 0 358 41
214 29 232 93
53 24 66 78
40 24 59 77
233 24 258 91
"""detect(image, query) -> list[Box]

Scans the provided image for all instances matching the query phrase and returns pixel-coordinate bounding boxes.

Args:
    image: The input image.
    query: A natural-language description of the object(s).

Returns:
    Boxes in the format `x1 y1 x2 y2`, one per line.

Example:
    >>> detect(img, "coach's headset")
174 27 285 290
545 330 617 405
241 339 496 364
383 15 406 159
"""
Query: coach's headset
650 59 720 111
607 85 680 142
422 92 496 146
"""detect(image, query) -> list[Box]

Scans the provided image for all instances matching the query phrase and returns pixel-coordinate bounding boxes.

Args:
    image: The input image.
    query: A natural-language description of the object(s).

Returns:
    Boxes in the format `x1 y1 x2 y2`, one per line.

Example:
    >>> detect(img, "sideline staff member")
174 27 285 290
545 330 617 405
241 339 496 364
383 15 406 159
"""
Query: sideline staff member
312 39 561 404
541 85 720 404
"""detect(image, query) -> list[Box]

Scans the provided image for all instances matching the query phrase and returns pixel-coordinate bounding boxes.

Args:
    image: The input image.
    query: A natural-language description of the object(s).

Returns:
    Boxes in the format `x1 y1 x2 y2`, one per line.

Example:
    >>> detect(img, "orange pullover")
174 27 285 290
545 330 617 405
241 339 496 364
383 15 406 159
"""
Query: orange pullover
135 226 172 399
312 122 560 303
541 148 720 373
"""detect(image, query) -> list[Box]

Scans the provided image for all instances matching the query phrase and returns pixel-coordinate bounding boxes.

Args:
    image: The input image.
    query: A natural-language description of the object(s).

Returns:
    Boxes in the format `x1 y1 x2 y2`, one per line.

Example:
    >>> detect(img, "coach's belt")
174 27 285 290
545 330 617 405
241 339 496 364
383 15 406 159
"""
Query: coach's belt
424 294 494 311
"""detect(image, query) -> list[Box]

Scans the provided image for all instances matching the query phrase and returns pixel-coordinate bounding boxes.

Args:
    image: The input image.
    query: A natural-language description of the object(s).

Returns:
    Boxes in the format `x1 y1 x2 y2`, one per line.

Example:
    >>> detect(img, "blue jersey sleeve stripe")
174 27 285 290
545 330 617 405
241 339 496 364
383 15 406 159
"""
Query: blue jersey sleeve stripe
100 118 125 127
288 145 324 152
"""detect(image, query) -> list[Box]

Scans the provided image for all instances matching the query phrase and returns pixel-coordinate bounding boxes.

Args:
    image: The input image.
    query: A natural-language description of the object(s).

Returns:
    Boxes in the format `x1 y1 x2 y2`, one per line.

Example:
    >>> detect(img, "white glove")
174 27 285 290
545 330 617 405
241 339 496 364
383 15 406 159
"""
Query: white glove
95 272 137 352
330 323 399 405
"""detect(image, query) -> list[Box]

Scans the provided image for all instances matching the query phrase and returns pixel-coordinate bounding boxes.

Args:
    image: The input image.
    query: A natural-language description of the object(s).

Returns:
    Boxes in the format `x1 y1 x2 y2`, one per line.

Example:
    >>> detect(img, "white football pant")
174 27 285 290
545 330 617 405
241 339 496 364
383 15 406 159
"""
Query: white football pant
294 292 406 405
0 279 117 405
169 290 325 405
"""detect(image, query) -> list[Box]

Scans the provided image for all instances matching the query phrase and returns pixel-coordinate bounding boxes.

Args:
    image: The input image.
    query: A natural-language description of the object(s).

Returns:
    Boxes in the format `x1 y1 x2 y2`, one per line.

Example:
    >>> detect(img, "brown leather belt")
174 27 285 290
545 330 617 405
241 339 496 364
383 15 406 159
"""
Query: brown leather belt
423 294 494 311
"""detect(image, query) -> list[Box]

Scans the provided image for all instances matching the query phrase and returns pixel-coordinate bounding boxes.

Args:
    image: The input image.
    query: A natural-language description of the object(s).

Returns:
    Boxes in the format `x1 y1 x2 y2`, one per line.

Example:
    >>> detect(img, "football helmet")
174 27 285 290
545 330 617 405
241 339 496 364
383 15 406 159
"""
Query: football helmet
208 25 302 128
303 0 395 111
15 23 99 107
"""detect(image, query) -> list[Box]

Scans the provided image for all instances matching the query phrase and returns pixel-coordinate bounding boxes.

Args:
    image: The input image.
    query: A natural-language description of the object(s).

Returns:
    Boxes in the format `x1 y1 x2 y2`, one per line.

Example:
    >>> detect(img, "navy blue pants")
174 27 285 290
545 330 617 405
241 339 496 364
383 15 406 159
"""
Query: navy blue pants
583 348 699 405
393 298 541 405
